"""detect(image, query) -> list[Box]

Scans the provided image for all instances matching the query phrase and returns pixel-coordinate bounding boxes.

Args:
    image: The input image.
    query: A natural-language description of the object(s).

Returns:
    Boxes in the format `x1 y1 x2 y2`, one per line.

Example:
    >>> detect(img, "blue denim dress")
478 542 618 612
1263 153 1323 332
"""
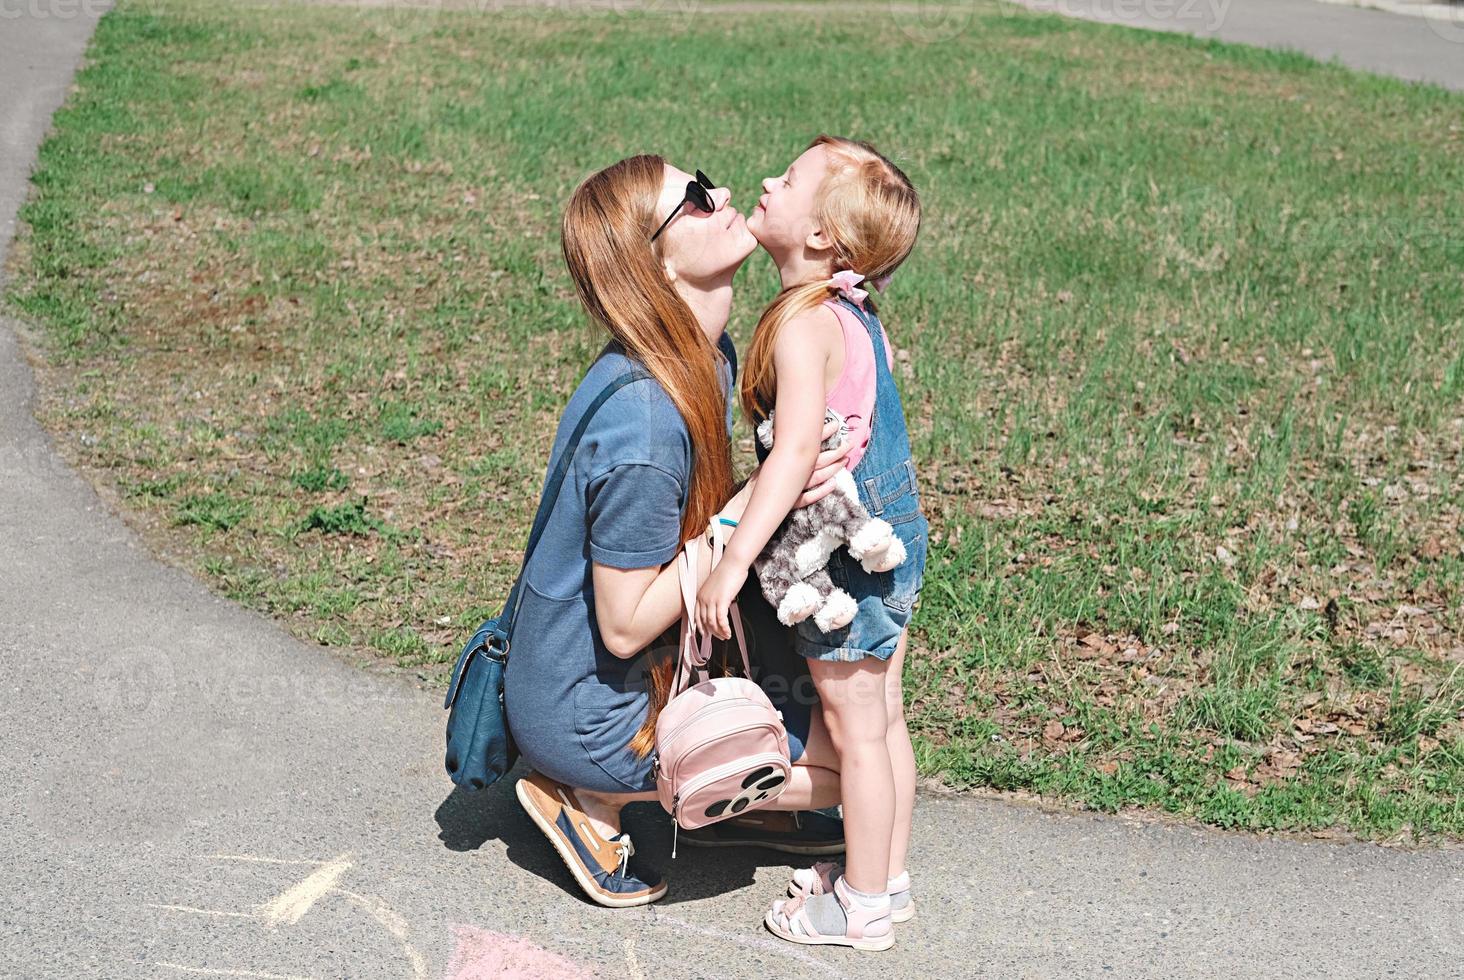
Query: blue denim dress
755 295 929 662
504 332 817 796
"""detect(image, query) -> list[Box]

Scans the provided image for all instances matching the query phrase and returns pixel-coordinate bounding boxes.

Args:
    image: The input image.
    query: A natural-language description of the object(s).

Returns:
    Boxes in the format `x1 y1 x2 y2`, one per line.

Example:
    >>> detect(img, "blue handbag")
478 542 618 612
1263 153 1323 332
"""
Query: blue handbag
444 369 651 791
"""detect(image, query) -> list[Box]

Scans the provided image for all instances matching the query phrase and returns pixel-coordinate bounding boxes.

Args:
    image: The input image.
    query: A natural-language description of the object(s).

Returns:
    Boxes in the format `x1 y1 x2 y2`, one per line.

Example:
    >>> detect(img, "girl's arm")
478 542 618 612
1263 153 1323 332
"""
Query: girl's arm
600 410 849 656
737 414 852 517
695 307 839 639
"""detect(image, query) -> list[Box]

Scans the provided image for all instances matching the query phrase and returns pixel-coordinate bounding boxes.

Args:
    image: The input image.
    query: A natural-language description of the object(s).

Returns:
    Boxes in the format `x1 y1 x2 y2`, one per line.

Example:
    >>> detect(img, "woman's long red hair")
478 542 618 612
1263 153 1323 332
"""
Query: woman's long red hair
561 155 735 758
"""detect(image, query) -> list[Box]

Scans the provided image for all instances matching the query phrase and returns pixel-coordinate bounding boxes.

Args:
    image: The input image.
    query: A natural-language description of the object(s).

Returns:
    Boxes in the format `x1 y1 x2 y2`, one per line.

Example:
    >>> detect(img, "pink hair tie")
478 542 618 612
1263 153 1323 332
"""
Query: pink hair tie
827 269 868 304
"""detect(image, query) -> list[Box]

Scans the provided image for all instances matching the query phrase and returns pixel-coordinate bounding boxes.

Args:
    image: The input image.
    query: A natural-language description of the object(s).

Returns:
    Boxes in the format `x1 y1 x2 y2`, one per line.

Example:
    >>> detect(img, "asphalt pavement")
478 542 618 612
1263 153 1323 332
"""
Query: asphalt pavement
2 2 1462 977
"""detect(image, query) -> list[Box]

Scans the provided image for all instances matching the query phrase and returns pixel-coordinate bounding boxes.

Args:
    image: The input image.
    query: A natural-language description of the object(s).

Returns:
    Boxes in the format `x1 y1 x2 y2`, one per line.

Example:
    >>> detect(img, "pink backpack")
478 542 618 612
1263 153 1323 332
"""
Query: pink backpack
653 525 791 857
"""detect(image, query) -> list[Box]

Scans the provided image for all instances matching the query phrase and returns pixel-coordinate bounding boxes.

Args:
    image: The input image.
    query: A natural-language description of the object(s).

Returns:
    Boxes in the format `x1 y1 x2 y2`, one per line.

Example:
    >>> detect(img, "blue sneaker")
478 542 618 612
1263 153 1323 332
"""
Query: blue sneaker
516 771 667 907
678 809 845 856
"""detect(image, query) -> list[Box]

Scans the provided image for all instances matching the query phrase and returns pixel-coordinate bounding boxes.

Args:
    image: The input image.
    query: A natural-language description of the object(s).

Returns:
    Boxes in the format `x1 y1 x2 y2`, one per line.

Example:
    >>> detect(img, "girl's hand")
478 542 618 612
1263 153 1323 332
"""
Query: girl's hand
695 560 748 641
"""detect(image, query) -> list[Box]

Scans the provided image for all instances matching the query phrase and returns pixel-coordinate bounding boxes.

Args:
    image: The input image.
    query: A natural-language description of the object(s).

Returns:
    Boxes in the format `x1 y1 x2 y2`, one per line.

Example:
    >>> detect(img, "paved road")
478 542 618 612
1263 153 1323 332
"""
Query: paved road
3 3 1464 978
1012 0 1464 91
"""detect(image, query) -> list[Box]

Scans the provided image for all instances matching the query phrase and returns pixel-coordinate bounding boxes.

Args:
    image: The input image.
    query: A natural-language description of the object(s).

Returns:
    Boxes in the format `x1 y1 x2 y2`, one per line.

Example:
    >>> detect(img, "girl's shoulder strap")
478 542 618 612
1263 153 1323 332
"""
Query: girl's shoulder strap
829 296 894 372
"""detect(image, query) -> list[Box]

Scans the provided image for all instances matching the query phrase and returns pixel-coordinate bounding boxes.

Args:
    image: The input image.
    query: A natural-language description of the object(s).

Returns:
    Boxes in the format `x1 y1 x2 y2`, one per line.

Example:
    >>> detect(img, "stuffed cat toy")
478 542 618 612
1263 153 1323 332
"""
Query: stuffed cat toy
752 409 907 632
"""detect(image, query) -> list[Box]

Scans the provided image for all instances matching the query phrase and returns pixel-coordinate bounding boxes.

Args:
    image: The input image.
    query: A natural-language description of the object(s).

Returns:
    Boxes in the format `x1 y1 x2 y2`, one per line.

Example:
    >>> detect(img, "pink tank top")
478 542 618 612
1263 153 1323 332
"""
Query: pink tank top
823 299 894 473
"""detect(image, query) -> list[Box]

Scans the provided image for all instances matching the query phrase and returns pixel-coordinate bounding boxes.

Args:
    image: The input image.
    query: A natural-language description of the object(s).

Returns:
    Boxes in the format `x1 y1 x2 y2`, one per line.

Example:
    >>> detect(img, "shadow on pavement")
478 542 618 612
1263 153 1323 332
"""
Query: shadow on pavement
433 766 797 907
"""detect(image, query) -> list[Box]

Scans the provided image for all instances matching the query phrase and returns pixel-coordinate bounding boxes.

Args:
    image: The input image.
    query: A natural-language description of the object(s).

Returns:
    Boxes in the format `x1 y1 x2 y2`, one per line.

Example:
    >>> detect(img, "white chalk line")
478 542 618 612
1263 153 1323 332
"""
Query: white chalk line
257 853 355 927
154 852 423 979
155 964 317 980
649 909 849 979
335 887 429 980
624 935 646 980
147 903 257 918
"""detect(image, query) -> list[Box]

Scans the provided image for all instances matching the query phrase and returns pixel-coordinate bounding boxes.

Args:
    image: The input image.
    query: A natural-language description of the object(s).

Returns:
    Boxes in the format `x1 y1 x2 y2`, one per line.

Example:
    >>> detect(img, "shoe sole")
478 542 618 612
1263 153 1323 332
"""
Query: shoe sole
679 836 845 856
763 909 896 951
786 885 915 922
515 779 668 909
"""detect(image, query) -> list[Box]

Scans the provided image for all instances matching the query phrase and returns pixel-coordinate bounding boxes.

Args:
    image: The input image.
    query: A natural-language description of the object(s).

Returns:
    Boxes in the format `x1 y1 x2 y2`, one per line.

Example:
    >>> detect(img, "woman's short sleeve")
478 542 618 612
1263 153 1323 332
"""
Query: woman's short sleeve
586 463 685 569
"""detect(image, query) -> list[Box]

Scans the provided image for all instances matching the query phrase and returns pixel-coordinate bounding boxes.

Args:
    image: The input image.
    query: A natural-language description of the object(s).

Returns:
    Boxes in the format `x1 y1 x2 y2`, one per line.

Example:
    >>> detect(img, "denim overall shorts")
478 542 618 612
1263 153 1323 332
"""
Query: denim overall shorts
755 295 930 662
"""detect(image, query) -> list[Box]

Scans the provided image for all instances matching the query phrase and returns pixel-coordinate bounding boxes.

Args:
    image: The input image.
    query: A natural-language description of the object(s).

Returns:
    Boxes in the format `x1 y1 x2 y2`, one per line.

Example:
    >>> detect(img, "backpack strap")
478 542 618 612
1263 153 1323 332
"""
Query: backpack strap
709 517 751 679
672 521 750 698
500 369 653 643
835 295 890 371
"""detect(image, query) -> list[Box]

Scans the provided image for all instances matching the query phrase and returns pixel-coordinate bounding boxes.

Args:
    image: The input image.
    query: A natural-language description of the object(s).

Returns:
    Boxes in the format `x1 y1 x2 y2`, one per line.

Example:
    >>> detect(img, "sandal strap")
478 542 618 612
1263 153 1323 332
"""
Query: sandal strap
770 878 892 943
770 896 817 940
790 860 841 896
834 875 891 941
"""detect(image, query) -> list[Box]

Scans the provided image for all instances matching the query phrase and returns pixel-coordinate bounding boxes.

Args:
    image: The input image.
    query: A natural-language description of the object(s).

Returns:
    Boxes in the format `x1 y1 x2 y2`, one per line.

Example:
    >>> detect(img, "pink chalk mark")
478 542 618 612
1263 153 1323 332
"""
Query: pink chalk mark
444 925 596 980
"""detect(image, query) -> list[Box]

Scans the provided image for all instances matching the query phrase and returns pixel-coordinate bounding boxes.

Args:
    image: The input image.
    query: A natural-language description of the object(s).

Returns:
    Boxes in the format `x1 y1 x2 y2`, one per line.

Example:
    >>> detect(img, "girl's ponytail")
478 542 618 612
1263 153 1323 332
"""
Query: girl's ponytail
739 279 834 425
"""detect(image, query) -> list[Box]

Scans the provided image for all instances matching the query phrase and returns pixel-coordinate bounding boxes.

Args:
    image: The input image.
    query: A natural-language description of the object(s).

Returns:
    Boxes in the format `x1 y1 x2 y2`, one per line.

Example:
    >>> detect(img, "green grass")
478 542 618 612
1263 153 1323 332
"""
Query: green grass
4 0 1463 841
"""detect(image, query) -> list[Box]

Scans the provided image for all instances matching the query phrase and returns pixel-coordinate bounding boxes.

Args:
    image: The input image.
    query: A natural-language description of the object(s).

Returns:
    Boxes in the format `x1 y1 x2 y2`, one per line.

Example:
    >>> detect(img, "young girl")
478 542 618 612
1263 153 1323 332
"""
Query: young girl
695 135 927 951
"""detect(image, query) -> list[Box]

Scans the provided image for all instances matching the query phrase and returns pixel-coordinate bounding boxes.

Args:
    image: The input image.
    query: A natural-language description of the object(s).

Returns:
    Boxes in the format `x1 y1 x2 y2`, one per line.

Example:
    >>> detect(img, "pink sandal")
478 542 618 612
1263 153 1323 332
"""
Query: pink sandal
788 862 915 923
764 874 895 951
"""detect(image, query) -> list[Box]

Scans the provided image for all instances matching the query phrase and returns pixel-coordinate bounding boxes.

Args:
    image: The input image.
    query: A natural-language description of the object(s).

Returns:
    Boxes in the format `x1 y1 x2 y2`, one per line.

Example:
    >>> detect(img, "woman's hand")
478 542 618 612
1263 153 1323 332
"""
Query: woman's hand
795 416 852 507
743 415 851 511
695 559 748 641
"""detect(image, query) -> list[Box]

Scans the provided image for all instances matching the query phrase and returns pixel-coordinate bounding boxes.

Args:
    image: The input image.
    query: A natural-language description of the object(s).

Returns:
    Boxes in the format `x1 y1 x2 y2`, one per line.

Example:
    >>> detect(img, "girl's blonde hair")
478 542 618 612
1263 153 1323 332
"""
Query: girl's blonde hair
561 154 735 759
739 135 921 424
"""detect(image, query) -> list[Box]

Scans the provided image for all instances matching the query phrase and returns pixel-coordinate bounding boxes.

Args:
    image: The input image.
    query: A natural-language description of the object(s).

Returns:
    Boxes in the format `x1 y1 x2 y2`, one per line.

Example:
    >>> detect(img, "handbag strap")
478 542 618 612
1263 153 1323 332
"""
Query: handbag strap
501 369 652 641
672 519 751 698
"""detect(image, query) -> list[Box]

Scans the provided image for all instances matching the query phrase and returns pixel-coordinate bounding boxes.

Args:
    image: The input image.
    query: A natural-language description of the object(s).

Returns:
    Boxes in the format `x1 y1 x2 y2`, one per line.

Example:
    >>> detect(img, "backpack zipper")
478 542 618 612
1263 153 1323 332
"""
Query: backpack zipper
658 696 753 748
662 721 787 790
667 751 790 859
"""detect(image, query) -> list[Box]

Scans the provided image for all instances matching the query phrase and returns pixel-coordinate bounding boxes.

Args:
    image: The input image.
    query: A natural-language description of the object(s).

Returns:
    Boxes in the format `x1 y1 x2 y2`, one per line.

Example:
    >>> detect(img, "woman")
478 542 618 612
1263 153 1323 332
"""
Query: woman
506 156 849 908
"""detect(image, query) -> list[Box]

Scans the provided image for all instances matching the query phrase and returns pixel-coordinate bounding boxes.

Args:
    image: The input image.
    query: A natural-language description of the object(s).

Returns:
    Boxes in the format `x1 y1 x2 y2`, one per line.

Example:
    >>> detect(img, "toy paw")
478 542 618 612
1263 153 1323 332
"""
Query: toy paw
847 518 894 560
849 519 905 573
777 582 822 625
814 589 858 632
860 533 907 574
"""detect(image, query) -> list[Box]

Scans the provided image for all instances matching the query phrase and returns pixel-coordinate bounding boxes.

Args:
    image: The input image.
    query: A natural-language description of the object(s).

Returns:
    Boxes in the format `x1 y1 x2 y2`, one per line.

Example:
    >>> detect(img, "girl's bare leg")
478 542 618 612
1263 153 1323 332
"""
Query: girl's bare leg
764 764 840 811
884 629 916 879
808 656 893 895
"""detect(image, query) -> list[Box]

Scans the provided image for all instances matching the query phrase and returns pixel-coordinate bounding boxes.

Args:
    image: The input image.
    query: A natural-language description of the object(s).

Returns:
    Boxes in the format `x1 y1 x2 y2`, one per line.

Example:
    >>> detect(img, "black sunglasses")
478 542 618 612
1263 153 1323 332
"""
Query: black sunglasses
650 170 716 242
